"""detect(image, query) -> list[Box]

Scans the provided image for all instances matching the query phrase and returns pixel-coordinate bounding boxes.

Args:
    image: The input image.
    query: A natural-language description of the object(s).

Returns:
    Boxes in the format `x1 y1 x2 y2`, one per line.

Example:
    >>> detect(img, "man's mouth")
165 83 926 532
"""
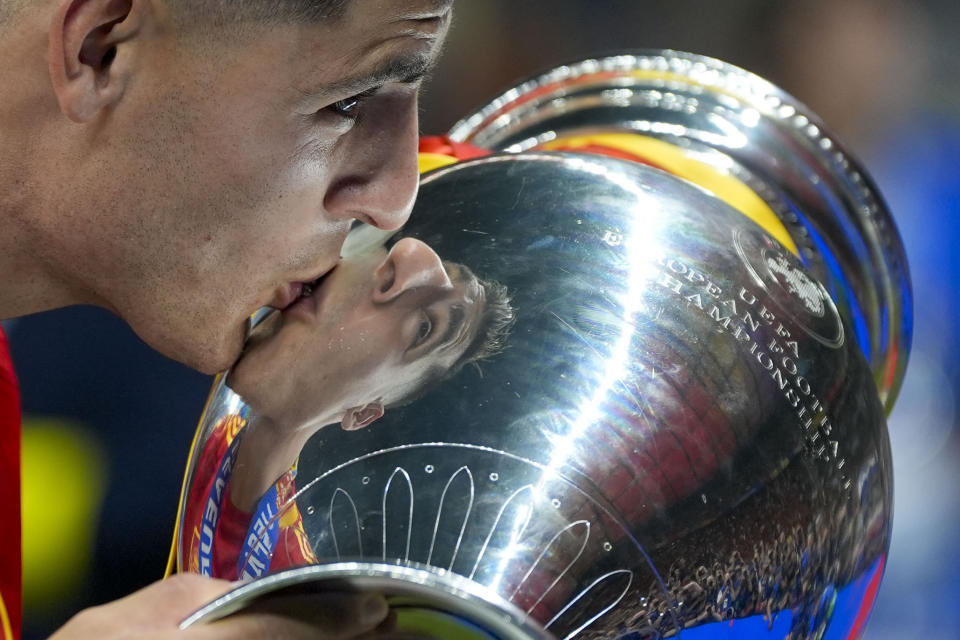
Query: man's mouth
298 271 329 301
281 270 332 313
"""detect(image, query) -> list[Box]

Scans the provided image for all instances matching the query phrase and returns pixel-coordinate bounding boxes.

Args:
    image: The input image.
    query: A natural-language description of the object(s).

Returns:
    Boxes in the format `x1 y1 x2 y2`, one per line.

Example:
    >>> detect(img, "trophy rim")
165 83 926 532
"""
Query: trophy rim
179 561 552 639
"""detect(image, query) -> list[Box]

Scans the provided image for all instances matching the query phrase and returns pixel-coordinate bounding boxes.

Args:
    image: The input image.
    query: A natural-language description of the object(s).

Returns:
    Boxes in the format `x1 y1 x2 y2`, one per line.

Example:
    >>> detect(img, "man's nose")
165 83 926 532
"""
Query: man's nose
323 93 420 231
373 238 451 302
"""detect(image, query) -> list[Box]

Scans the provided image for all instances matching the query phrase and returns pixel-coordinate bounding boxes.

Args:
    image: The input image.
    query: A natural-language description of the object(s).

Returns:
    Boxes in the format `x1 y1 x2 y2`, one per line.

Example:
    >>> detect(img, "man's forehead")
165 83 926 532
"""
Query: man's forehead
314 52 438 97
293 0 451 96
447 262 481 302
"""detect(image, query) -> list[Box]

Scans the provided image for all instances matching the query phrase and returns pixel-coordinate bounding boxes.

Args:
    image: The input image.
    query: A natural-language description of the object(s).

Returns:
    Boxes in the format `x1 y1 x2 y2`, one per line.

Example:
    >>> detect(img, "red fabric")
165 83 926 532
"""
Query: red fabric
214 472 317 580
184 416 315 580
847 556 885 640
541 142 671 173
418 136 490 160
417 136 668 172
0 327 22 640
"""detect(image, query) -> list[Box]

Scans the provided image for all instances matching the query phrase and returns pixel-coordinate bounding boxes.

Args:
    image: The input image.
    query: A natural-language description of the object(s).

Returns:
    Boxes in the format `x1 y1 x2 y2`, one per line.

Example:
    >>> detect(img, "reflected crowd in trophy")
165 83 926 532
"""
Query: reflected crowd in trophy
6 0 960 638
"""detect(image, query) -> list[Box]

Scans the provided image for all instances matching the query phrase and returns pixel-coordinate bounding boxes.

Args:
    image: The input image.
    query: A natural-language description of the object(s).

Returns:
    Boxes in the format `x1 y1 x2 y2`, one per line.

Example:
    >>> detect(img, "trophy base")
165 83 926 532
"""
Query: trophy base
179 562 552 639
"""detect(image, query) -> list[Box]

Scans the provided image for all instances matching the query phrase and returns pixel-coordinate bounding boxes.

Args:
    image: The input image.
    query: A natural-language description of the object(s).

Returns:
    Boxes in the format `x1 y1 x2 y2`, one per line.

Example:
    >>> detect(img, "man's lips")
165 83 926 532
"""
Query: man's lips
277 282 305 311
282 286 317 320
269 265 334 312
273 270 334 320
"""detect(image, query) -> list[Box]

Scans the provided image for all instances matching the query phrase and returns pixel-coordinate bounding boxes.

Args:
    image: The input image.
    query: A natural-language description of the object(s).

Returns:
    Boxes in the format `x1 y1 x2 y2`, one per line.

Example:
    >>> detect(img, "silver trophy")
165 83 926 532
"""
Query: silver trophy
174 51 911 639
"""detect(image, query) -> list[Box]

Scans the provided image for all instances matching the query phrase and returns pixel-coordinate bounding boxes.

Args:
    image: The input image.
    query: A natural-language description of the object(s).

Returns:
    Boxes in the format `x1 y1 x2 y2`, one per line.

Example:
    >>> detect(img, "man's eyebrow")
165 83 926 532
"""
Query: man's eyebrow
318 53 436 97
396 0 454 21
436 305 467 353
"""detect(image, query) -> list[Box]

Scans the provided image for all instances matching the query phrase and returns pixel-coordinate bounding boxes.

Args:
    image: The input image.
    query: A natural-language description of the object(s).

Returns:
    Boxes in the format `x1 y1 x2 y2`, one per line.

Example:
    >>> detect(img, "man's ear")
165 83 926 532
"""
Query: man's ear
48 0 140 123
341 403 385 431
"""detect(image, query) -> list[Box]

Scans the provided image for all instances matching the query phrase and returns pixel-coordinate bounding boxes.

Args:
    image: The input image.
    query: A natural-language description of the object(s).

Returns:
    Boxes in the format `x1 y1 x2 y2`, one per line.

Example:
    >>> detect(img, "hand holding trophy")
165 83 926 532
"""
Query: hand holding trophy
173 51 910 639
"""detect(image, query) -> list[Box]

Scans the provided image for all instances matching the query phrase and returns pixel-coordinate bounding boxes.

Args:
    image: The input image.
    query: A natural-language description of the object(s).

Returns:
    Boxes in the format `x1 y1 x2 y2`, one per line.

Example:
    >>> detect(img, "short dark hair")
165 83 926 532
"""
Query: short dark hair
0 1 28 28
388 269 515 409
165 0 350 29
0 1 349 32
448 274 514 374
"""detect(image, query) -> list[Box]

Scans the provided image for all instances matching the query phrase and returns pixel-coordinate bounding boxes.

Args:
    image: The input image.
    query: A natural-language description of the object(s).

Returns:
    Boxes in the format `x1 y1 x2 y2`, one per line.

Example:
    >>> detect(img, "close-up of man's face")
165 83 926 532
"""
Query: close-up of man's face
227 234 486 431
32 0 453 373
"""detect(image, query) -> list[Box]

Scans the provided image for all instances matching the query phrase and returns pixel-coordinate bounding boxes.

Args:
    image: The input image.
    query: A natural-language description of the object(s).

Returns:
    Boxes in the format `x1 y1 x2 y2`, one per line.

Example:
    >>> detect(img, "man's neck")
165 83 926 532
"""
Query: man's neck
0 148 92 319
0 18 95 320
229 416 320 514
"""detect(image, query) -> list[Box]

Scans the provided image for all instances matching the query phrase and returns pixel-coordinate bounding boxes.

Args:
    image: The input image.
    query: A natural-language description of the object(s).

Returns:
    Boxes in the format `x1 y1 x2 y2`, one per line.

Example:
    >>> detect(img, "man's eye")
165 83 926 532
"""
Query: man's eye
331 96 359 116
327 87 378 119
414 314 433 347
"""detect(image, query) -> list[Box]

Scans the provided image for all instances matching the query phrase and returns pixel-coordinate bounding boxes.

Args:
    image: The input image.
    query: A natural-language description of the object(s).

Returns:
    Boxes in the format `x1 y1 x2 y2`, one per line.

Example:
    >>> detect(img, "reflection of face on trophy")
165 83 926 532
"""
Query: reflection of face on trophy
175 51 911 640
180 231 513 580
231 235 489 433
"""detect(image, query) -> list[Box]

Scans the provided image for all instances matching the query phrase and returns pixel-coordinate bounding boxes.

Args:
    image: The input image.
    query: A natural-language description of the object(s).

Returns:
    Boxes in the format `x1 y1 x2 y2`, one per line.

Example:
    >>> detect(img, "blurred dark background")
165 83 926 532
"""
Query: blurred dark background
7 1 960 637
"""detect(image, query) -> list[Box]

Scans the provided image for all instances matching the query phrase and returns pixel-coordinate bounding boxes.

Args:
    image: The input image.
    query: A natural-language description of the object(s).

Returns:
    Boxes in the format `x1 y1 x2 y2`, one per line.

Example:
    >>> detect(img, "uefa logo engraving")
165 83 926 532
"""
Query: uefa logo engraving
734 227 845 349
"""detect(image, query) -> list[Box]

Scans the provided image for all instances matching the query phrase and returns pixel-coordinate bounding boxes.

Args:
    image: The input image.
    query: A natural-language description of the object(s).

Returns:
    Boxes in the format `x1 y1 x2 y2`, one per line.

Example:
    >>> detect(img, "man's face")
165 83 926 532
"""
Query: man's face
227 235 482 431
55 0 452 373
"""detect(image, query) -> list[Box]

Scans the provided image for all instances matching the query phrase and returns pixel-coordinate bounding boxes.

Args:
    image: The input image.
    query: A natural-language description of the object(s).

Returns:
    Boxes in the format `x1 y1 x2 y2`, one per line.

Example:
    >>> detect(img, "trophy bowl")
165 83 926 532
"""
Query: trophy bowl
174 51 911 639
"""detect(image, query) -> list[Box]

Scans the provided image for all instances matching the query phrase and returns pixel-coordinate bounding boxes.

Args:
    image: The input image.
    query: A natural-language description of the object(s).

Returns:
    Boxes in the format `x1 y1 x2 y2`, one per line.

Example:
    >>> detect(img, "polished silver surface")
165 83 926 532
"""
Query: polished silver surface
449 50 910 412
177 51 911 639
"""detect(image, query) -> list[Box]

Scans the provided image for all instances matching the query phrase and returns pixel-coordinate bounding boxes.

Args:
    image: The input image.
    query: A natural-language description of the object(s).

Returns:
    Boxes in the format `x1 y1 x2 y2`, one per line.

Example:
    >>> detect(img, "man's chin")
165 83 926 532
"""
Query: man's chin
184 340 245 375
152 325 248 376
